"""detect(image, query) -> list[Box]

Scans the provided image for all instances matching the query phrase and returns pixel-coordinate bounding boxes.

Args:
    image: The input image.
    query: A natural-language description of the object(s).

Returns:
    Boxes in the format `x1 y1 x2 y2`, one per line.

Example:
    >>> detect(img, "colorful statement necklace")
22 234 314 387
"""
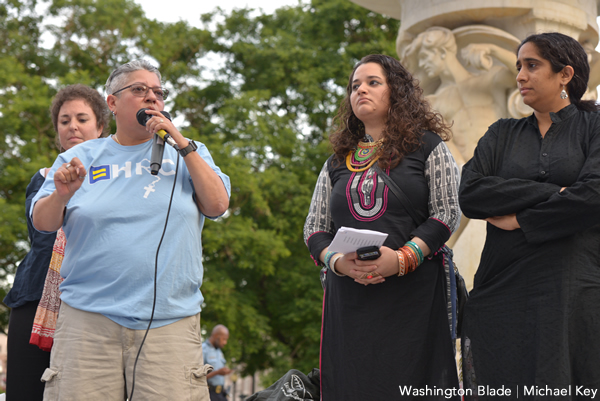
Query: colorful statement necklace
346 139 383 172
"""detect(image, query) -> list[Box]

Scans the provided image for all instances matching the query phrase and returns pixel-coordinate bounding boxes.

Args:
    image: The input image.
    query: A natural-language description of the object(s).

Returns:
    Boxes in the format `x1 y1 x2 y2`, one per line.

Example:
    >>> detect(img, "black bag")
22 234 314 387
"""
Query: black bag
374 164 468 339
245 369 320 401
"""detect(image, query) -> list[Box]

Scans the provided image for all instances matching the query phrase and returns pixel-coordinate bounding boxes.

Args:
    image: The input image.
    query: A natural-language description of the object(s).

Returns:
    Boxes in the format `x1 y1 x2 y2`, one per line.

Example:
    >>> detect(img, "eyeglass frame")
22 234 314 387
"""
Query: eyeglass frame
112 83 170 100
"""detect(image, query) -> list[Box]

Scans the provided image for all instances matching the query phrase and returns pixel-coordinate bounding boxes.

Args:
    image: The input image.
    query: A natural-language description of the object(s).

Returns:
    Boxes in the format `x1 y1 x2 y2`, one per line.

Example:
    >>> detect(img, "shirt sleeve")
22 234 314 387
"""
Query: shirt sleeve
190 142 231 220
459 122 561 220
303 161 335 265
25 171 48 240
29 153 70 234
517 122 600 243
411 141 461 253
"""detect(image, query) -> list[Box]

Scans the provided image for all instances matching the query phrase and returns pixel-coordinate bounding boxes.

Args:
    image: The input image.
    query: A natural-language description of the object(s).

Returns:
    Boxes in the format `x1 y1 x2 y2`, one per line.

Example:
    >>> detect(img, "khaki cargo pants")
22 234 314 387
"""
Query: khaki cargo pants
42 302 212 401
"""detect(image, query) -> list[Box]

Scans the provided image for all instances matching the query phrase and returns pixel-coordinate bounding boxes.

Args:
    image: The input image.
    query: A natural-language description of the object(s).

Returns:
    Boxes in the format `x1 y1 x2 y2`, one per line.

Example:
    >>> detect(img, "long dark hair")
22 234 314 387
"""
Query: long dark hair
329 54 450 169
518 32 599 112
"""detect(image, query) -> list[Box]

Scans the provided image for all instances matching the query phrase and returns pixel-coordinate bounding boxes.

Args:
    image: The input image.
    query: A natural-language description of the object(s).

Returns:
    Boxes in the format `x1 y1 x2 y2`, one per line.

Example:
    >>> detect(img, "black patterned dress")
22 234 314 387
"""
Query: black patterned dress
304 131 461 400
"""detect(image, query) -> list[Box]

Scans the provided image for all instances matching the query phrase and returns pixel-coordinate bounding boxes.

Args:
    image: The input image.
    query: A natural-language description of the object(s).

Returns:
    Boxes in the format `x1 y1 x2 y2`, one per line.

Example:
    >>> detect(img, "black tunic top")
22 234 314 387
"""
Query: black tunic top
459 104 600 400
305 132 461 400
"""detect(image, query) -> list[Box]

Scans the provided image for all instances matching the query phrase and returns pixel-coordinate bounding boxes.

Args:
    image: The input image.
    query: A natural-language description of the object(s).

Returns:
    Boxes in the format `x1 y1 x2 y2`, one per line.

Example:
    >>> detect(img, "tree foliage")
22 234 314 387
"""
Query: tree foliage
0 0 398 383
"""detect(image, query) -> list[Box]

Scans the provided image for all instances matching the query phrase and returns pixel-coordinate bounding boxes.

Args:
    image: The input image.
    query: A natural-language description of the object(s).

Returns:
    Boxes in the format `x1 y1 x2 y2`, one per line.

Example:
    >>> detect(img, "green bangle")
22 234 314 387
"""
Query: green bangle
405 241 424 265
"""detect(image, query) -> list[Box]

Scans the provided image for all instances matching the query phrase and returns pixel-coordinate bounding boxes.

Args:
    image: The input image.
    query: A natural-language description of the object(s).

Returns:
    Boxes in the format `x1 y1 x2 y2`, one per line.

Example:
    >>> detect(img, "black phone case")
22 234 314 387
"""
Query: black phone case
356 246 381 260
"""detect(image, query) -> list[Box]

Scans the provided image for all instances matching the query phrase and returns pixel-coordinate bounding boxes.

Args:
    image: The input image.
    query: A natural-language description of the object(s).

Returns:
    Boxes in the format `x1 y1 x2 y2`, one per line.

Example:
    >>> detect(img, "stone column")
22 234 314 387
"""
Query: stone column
350 0 600 289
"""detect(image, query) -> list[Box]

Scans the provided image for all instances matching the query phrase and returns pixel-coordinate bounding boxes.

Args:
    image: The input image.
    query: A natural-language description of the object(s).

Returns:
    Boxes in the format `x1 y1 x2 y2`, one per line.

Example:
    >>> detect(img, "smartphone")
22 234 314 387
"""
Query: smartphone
356 246 381 260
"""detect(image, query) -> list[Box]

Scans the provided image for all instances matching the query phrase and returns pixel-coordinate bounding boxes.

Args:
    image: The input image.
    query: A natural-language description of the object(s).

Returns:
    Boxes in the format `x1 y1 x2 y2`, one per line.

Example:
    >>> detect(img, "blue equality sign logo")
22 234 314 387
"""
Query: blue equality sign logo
89 165 111 184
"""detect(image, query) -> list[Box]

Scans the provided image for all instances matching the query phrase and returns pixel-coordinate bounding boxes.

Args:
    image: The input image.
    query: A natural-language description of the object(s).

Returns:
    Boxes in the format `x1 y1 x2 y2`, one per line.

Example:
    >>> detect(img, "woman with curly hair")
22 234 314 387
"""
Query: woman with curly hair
4 83 110 400
304 54 462 400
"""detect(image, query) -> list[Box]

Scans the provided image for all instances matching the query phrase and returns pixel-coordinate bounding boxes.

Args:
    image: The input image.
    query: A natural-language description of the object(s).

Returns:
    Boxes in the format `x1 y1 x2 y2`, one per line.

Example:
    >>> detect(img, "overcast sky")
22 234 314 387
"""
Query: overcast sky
134 0 304 27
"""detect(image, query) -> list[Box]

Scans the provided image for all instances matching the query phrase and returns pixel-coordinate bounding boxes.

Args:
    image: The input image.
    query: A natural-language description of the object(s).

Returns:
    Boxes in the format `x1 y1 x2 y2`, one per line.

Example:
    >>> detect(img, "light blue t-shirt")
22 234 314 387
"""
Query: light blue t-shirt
202 340 227 387
31 137 230 330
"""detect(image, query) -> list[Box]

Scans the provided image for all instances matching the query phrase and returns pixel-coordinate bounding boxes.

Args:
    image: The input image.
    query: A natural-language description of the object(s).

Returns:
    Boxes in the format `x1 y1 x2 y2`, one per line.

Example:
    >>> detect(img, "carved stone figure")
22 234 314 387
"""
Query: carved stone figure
401 26 521 167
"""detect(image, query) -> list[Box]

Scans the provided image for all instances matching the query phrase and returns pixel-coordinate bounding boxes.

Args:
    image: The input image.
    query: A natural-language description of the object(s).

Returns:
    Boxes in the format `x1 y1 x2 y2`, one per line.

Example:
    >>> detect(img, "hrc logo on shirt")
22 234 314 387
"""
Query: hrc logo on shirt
89 165 111 184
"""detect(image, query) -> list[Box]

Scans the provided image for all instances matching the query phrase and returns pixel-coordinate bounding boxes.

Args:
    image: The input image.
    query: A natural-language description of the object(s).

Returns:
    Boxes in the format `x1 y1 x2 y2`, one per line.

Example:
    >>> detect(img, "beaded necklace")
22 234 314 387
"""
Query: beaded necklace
346 138 383 172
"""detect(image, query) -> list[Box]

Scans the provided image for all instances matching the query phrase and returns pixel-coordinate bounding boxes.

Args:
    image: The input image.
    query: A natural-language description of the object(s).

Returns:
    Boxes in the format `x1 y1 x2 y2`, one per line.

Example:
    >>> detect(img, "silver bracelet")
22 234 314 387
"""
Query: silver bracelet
329 254 345 276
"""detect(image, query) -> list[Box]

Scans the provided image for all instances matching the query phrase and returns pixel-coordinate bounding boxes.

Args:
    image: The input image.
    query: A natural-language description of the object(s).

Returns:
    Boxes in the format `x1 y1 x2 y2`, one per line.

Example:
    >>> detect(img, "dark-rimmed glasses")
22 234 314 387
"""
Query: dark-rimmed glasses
112 83 169 101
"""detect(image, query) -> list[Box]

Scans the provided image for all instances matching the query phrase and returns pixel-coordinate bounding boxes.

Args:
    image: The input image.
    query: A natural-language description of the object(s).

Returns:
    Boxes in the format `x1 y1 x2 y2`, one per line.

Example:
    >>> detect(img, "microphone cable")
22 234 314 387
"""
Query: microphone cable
128 152 180 401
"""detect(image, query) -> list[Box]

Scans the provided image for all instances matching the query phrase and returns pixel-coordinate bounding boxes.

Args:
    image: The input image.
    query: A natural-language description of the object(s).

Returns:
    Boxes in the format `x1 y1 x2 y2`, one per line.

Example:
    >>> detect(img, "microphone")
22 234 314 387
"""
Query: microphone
136 108 177 148
150 135 164 175
136 109 174 175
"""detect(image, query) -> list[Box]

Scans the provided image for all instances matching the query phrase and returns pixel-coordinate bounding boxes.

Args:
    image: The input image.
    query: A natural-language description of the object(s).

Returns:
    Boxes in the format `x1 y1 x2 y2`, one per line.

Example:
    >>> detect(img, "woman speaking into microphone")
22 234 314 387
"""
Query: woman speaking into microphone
31 59 230 401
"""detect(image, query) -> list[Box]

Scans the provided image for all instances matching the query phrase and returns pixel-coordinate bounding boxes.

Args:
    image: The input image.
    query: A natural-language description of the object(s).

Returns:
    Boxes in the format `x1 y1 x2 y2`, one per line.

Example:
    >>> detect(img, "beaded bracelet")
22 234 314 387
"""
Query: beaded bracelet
323 251 336 269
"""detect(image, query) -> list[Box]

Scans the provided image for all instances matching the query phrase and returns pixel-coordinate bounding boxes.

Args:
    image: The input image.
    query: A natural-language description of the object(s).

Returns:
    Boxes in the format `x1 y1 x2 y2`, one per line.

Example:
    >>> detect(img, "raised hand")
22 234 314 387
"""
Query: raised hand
54 157 87 199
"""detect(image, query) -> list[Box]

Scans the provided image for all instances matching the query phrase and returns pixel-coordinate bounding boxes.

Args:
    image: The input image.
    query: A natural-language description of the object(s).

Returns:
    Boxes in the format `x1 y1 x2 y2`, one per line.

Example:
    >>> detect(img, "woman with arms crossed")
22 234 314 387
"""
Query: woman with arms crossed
459 32 600 399
304 54 461 400
4 84 109 400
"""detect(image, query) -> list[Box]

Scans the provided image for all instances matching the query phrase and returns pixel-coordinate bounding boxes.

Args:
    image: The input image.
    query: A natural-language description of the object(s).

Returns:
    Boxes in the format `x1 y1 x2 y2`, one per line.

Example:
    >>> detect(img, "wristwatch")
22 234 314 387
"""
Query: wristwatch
178 140 197 157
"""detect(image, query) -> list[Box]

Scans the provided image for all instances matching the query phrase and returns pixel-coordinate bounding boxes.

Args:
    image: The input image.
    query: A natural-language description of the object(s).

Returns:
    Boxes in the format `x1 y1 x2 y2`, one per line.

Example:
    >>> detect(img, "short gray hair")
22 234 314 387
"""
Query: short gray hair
105 59 162 95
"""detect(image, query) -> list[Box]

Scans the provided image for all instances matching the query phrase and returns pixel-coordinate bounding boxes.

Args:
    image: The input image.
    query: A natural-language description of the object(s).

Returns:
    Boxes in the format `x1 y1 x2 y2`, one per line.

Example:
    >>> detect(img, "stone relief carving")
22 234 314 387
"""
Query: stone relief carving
401 26 527 168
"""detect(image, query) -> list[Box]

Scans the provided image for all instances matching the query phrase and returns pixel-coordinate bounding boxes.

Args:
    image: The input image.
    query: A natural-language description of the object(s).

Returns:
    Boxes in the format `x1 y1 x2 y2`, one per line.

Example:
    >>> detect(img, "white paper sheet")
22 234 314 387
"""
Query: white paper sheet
328 226 388 254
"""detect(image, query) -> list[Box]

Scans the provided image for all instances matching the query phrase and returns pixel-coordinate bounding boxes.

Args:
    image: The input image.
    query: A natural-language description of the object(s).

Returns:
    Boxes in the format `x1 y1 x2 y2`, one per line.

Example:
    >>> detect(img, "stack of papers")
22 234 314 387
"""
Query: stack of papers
328 227 388 254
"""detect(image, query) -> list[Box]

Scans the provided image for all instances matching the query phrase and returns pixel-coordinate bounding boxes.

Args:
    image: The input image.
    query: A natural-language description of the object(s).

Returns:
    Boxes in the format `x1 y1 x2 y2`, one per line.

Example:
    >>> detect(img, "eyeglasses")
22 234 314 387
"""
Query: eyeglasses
112 83 169 100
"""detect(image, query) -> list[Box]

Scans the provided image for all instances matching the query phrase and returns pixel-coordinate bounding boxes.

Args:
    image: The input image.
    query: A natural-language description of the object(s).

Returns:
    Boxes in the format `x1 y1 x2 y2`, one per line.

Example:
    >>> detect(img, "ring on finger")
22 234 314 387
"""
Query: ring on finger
160 118 164 123
65 163 71 169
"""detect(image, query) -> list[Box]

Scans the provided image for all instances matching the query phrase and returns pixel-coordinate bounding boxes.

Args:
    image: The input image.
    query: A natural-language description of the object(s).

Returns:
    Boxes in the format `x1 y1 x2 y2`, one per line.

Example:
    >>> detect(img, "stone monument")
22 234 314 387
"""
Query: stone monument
350 0 600 288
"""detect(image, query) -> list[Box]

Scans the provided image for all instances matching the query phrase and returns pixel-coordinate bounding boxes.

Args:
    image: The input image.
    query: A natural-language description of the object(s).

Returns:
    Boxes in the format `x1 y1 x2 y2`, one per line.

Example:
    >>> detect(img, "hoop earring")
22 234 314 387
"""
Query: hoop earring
560 85 568 100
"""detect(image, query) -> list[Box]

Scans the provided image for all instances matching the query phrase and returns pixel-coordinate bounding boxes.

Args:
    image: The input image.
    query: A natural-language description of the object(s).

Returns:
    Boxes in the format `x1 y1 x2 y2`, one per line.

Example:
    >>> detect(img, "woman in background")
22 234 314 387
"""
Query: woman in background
4 84 109 400
304 54 461 400
459 32 600 398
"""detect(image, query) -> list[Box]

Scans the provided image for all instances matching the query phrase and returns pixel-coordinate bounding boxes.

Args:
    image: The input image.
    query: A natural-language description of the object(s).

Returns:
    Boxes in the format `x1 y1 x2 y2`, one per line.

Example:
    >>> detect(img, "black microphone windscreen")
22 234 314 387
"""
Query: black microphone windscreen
136 108 151 126
160 110 172 121
136 108 172 126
